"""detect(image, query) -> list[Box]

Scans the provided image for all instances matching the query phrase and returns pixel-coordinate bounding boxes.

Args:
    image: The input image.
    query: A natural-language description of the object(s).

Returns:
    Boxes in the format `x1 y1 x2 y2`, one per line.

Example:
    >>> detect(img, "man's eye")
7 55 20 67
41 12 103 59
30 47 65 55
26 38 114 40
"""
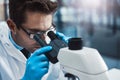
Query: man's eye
28 31 36 34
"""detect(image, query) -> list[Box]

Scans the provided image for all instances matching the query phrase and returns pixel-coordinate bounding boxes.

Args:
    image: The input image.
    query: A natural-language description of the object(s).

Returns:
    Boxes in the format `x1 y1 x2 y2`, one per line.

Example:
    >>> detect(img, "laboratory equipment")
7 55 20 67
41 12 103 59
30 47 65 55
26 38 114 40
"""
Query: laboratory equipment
34 31 110 80
33 31 67 63
58 38 109 80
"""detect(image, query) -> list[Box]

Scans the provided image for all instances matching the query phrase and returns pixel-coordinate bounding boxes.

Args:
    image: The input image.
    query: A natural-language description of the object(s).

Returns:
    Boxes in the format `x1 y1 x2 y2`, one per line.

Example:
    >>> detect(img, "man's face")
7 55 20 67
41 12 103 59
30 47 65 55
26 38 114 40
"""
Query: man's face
12 12 53 53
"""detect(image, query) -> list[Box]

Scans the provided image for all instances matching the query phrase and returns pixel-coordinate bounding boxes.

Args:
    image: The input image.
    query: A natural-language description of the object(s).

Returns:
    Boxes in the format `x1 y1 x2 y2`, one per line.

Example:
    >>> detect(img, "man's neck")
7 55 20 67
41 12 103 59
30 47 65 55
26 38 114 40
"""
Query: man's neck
9 31 23 50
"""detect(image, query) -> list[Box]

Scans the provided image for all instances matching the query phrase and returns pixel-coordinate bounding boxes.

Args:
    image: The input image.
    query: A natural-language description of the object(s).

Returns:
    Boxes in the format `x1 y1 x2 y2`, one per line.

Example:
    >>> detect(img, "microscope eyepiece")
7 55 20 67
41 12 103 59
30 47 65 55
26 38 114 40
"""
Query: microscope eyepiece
68 38 83 50
47 31 58 40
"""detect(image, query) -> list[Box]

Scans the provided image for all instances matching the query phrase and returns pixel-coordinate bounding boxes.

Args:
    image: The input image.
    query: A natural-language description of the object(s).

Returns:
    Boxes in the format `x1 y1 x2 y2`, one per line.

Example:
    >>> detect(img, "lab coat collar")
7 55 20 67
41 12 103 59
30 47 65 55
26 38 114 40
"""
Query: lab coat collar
0 22 27 63
5 40 27 63
1 37 27 63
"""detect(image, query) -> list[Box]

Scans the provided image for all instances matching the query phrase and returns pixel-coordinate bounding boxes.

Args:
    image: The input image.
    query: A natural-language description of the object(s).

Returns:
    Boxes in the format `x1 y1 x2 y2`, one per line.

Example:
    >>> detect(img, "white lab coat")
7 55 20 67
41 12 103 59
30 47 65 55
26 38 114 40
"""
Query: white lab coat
0 22 66 80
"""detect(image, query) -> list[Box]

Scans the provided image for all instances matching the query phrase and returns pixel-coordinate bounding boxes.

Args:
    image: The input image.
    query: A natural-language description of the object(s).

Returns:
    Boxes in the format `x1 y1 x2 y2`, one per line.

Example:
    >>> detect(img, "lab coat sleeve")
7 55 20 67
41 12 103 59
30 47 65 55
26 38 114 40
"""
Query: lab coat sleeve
42 62 67 80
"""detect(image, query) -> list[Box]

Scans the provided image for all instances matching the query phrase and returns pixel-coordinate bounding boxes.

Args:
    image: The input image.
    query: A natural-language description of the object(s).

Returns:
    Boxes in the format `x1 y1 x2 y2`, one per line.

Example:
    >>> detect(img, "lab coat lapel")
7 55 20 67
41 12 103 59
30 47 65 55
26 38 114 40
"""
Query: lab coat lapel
0 33 26 63
3 40 27 63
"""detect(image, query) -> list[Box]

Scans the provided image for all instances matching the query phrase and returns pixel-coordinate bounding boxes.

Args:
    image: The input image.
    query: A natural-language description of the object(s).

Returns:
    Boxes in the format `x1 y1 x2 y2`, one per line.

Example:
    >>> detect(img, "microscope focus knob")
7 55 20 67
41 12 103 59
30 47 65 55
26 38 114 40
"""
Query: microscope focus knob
68 38 83 50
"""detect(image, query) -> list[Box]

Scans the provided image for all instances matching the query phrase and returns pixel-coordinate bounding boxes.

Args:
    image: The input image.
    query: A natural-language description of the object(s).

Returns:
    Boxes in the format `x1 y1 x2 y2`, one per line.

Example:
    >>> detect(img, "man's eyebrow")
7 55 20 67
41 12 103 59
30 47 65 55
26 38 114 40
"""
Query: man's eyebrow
27 28 47 32
24 24 53 32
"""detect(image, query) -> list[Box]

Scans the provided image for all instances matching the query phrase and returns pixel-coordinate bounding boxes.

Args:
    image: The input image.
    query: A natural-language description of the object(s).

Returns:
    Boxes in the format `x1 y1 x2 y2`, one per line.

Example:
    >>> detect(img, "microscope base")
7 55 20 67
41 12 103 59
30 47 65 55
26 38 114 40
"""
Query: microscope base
61 65 109 80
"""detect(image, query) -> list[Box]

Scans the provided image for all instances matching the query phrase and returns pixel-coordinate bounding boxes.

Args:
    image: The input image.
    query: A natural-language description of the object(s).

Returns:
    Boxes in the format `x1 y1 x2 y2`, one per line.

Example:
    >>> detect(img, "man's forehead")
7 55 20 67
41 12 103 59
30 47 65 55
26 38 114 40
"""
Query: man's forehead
22 12 53 30
25 12 52 22
26 11 52 19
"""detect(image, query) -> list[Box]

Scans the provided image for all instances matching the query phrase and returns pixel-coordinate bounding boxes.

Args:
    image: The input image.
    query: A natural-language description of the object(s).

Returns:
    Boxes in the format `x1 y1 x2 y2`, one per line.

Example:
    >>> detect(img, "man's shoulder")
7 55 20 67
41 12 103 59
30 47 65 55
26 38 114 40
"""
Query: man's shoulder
0 21 10 41
0 21 9 31
0 21 9 36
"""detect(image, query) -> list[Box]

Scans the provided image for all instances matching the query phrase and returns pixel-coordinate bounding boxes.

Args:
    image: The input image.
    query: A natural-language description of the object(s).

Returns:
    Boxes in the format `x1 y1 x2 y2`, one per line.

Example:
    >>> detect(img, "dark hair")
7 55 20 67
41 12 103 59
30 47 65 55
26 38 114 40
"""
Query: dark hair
9 0 58 28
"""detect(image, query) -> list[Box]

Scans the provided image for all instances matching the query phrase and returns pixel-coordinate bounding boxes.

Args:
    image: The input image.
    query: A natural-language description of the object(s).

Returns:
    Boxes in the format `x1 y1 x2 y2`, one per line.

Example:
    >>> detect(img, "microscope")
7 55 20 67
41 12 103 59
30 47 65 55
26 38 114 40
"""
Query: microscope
58 38 109 80
34 31 109 80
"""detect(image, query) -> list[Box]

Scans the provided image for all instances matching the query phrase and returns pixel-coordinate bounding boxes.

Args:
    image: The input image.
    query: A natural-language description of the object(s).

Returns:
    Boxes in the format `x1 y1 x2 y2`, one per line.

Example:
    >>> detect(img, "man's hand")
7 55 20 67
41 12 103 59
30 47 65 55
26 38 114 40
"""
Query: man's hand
56 32 70 43
22 46 52 80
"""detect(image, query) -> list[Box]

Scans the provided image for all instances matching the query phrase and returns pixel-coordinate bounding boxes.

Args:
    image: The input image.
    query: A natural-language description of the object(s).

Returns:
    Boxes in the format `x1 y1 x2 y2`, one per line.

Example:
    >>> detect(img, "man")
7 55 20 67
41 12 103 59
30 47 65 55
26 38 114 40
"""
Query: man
0 0 68 80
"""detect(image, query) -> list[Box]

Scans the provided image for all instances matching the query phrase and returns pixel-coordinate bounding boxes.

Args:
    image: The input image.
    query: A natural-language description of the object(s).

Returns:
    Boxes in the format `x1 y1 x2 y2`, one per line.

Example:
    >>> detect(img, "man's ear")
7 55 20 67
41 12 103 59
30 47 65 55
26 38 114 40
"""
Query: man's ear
7 19 17 34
